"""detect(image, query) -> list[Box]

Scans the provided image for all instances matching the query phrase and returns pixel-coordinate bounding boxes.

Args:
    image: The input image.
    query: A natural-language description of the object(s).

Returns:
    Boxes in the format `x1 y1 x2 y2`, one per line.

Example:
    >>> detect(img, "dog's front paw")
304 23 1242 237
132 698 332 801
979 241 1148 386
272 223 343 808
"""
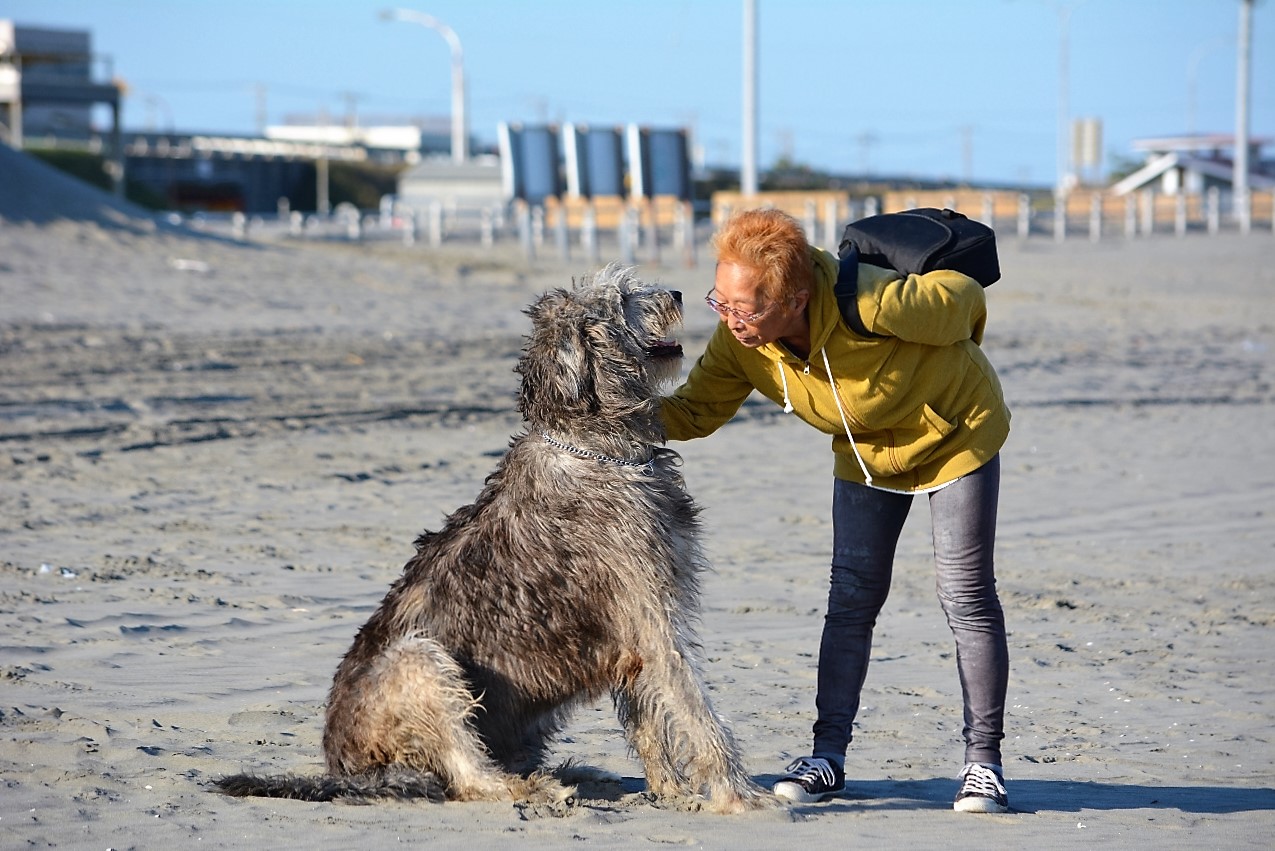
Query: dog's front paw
519 773 577 804
705 782 780 814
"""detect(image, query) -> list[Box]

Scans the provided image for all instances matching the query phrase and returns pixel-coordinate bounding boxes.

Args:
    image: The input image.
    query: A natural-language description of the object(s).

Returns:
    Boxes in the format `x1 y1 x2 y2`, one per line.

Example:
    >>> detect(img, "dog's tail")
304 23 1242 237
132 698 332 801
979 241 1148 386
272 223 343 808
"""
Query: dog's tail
214 767 445 802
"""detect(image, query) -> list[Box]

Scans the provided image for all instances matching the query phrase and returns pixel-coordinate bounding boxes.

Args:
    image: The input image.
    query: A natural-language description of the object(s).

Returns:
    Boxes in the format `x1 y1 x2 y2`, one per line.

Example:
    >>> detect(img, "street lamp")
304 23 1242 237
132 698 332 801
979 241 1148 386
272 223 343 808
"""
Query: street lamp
380 7 468 163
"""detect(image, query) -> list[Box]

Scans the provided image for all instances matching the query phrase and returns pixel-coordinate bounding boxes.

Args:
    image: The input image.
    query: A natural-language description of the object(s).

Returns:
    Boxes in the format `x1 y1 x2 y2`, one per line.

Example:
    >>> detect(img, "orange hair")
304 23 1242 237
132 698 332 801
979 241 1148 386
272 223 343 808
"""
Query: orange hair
711 209 814 303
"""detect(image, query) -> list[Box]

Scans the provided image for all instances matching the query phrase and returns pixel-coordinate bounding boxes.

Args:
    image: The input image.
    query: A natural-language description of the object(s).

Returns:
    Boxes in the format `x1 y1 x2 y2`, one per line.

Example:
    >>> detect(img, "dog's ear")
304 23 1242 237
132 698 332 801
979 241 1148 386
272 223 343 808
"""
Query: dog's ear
584 319 648 416
517 290 598 423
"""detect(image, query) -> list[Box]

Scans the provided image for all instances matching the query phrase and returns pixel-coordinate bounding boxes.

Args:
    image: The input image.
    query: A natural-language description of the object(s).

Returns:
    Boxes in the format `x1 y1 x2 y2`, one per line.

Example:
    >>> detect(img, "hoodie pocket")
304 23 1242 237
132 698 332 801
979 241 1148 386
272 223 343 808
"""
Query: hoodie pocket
867 403 957 476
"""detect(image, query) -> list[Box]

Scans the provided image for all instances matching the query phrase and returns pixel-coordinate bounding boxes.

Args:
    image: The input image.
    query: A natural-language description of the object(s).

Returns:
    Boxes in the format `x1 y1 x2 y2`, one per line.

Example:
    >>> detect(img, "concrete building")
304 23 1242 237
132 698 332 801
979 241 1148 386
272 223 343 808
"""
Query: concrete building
0 19 124 192
395 155 504 212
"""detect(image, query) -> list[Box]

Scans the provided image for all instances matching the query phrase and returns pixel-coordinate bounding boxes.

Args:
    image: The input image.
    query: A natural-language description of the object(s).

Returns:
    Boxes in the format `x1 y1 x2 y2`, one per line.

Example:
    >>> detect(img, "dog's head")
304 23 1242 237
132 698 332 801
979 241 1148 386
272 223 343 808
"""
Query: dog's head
517 264 683 438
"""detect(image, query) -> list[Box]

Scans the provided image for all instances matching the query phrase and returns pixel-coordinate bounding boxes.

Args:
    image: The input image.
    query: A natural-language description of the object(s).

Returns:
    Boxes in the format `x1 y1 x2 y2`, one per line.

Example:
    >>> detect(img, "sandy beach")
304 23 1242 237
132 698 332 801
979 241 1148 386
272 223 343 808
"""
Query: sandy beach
2 154 1274 848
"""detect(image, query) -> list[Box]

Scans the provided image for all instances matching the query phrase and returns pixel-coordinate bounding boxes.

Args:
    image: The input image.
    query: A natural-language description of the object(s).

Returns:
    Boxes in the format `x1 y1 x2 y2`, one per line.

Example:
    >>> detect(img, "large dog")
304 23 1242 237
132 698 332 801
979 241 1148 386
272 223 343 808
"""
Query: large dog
216 265 766 813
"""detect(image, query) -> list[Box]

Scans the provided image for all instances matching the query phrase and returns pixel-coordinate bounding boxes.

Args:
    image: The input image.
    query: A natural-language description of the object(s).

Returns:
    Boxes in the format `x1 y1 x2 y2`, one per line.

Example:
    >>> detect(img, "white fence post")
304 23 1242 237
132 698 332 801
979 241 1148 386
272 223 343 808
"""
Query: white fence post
1089 193 1102 242
581 203 599 265
428 201 443 247
1140 190 1154 237
1207 187 1221 235
480 207 494 248
680 200 697 268
518 203 535 260
403 208 417 246
531 205 545 251
619 206 636 266
823 198 839 248
1017 194 1031 239
554 204 570 261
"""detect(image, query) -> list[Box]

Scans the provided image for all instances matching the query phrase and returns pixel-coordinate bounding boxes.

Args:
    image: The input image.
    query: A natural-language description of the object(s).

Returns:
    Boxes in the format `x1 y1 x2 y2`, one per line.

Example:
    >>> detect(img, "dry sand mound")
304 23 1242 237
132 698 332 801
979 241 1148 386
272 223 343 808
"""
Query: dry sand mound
0 139 153 228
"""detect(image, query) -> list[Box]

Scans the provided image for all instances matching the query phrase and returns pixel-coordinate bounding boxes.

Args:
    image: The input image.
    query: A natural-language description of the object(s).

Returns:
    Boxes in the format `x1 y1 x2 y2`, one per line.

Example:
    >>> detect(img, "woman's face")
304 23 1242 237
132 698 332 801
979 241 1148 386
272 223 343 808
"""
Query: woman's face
711 262 806 349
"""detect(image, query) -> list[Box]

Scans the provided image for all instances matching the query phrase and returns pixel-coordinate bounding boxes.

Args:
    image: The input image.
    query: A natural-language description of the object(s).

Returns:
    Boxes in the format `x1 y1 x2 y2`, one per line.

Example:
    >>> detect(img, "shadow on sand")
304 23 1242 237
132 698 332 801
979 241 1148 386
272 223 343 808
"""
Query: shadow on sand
755 775 1275 815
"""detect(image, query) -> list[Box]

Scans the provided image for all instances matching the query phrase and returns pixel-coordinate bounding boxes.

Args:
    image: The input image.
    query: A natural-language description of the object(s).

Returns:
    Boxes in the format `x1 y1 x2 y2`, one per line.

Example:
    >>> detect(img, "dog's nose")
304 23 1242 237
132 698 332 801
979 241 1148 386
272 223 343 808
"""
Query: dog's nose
669 290 682 304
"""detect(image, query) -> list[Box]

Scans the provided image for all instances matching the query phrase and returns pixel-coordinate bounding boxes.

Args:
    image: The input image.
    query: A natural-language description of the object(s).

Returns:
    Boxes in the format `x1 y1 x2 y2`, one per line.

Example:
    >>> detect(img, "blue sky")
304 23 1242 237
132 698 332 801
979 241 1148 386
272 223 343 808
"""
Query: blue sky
6 0 1272 187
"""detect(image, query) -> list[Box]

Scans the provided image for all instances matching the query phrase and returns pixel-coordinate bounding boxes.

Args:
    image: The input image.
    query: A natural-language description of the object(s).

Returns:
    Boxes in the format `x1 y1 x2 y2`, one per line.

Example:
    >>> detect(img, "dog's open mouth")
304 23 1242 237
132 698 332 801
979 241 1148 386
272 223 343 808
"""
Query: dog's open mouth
646 339 684 359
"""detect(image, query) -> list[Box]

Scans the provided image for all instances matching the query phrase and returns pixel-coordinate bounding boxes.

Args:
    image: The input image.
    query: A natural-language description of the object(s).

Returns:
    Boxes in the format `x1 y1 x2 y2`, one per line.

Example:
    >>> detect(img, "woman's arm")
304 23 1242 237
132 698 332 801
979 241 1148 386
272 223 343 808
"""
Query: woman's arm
659 327 755 441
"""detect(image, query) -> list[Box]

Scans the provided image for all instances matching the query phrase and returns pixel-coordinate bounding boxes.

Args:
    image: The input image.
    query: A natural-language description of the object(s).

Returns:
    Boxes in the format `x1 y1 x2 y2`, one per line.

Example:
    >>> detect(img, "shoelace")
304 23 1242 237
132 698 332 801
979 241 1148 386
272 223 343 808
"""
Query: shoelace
782 758 837 788
957 764 1005 798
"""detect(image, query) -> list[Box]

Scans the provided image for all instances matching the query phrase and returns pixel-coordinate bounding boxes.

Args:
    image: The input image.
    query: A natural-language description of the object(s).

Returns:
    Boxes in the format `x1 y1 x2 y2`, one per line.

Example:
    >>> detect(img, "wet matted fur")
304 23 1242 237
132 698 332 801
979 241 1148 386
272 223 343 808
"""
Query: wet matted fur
215 265 767 813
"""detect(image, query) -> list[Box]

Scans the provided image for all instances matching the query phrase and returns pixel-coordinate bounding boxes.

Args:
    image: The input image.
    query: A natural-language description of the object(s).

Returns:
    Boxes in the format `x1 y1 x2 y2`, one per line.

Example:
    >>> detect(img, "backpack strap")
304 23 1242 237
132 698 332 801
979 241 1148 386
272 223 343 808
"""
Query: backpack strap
834 243 886 339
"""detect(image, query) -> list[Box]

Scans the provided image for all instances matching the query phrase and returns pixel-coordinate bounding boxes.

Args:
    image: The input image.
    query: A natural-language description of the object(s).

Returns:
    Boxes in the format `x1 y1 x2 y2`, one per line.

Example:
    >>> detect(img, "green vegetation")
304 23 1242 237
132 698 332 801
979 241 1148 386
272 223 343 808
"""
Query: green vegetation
27 147 168 209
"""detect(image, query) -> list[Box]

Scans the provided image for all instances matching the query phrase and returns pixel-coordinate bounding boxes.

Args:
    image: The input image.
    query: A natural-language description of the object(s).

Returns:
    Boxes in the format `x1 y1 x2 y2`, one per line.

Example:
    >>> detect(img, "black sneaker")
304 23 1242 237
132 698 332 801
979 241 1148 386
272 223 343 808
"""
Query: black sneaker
953 763 1009 813
772 757 845 803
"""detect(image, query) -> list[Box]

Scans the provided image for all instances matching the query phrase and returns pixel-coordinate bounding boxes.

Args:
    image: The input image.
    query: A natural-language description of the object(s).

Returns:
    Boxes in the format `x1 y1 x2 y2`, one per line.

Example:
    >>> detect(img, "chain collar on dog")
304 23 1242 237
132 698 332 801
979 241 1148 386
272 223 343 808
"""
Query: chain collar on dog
540 431 656 475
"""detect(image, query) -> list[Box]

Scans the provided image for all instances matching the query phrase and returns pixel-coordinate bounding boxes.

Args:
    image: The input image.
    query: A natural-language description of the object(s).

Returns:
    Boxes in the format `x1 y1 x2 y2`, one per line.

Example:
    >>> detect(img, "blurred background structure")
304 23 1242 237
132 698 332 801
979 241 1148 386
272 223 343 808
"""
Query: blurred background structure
1 2 1271 249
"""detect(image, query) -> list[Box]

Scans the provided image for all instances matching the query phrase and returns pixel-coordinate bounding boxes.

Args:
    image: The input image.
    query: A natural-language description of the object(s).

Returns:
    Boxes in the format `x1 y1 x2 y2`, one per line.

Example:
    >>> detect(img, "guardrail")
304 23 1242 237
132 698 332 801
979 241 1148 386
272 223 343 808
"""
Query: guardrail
166 184 1273 267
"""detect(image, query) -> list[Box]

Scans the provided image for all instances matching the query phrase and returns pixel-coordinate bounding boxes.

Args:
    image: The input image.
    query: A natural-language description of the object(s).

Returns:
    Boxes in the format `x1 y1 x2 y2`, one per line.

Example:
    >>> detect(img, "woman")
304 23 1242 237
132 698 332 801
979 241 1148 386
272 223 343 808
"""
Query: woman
660 208 1012 813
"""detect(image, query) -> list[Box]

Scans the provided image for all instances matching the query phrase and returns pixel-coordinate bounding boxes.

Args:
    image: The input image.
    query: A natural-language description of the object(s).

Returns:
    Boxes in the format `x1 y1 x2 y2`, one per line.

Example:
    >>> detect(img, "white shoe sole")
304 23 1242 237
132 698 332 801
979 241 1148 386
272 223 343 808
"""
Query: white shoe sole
772 780 844 803
953 796 1009 813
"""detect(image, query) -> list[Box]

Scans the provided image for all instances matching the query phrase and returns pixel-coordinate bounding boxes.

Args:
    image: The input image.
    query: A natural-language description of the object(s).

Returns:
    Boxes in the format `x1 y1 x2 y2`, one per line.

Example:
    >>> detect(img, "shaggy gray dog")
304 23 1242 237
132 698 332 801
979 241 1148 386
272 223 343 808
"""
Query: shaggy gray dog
216 265 766 813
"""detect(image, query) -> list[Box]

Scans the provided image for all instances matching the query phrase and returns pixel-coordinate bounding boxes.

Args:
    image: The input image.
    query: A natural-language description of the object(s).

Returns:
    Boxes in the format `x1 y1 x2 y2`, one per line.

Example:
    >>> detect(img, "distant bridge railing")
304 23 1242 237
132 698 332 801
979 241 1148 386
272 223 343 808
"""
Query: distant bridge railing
168 185 1273 265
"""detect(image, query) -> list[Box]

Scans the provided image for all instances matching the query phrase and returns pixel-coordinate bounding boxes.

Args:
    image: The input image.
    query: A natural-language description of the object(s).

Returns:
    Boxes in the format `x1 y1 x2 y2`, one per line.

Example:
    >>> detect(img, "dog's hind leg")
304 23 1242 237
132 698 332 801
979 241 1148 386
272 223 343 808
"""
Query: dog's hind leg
616 635 770 813
326 635 571 803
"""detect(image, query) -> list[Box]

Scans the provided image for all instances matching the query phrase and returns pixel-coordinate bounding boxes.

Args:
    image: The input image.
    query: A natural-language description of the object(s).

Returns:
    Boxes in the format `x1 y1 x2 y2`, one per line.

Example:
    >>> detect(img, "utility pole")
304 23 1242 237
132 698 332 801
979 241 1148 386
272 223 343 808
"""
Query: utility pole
1056 3 1077 199
741 0 758 196
960 124 974 184
342 91 363 129
855 131 877 176
253 82 267 135
1233 0 1253 233
1186 35 1228 137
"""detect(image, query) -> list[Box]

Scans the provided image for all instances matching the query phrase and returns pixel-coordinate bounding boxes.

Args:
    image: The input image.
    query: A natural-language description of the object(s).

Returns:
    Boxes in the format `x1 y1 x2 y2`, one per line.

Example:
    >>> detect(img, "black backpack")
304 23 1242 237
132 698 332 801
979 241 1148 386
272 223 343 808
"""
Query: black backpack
834 207 999 338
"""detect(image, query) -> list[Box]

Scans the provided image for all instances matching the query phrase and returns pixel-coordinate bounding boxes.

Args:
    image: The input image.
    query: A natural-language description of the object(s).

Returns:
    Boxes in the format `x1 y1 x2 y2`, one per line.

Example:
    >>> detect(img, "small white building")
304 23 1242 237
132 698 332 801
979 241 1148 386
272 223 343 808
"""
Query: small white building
1111 134 1274 196
396 155 504 211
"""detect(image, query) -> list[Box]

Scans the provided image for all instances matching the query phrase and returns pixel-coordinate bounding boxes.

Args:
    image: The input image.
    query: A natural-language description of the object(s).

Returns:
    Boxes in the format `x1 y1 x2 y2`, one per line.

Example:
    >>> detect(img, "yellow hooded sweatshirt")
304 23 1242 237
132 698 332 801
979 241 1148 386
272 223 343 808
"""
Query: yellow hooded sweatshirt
660 246 1010 493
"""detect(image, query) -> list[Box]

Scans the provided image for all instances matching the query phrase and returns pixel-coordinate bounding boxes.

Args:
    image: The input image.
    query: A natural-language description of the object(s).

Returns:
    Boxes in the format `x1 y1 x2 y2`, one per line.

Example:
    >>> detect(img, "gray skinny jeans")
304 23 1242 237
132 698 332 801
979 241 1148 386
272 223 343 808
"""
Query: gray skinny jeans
812 454 1007 768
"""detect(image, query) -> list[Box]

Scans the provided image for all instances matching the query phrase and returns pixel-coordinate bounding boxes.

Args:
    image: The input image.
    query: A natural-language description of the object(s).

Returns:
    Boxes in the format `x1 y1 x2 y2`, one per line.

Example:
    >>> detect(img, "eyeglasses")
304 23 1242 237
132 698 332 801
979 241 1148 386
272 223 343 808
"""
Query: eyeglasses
704 288 780 324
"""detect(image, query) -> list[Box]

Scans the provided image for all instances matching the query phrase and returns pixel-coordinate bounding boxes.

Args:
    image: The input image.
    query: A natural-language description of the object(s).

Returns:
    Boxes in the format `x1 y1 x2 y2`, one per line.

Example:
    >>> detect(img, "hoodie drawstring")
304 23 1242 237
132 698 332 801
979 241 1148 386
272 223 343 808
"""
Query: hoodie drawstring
777 360 794 413
820 347 874 486
777 348 874 486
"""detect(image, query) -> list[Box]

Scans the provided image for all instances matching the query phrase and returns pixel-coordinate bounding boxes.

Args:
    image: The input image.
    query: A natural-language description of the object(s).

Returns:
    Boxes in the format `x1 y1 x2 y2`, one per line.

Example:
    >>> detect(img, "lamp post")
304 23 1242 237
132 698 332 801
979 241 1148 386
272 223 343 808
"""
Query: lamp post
380 7 468 163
